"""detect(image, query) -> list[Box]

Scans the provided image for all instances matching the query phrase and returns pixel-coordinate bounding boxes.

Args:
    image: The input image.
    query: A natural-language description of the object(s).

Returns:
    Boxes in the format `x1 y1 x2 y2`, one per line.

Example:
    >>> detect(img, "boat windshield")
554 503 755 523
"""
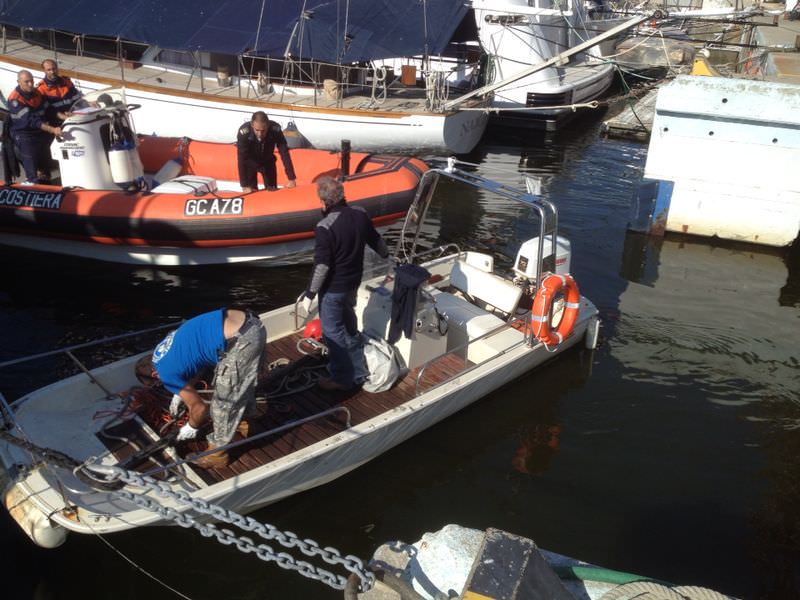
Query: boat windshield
82 87 129 108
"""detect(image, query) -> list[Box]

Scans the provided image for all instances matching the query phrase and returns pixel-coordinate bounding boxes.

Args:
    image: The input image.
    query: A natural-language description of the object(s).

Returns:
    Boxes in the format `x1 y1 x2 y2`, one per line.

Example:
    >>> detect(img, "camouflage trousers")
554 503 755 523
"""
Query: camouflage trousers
209 313 266 447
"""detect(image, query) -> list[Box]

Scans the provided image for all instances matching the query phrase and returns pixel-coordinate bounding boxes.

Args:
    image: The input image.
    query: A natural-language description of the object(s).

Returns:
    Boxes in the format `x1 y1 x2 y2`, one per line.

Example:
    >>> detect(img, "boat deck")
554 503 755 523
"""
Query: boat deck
0 37 460 114
100 331 471 487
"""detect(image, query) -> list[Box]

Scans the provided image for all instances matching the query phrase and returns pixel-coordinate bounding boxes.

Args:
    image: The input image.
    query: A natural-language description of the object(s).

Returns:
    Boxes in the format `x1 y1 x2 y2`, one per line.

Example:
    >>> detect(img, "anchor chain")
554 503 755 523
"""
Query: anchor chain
0 421 376 592
88 464 376 593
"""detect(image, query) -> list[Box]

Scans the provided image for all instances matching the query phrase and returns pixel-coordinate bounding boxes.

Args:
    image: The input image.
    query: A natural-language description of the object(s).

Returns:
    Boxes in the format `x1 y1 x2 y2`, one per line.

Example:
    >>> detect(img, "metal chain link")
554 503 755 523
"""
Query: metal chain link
89 464 375 592
0 430 375 592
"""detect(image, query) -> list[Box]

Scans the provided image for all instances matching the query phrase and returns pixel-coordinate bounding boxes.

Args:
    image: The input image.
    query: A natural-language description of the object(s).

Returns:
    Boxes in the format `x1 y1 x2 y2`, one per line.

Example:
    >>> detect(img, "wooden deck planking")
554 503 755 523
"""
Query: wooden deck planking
121 331 472 484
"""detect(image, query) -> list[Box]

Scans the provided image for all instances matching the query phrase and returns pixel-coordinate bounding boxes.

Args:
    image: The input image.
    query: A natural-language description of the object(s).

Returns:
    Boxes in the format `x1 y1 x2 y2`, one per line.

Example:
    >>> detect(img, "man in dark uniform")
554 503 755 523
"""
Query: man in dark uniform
37 59 83 126
236 111 297 193
301 176 389 391
8 69 62 183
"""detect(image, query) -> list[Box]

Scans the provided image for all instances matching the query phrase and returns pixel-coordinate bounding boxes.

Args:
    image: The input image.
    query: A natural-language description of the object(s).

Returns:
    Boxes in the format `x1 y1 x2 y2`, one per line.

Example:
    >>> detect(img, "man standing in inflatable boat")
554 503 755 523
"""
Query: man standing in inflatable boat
7 69 62 183
236 111 297 193
37 59 82 126
136 308 266 468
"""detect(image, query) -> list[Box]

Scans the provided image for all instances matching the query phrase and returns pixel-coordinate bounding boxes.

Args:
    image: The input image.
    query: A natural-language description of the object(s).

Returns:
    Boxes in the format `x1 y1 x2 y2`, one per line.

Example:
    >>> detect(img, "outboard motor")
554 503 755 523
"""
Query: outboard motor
52 105 144 190
514 236 571 280
513 236 572 299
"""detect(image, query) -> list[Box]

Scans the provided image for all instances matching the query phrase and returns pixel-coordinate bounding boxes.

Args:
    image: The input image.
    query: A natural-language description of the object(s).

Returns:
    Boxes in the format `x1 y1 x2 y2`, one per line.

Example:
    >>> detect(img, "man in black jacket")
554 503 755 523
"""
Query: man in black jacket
302 176 389 391
236 111 296 192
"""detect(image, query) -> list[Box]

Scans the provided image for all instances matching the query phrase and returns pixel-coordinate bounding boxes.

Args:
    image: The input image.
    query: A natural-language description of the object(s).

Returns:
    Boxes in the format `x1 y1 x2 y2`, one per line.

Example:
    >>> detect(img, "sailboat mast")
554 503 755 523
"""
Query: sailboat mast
254 0 267 54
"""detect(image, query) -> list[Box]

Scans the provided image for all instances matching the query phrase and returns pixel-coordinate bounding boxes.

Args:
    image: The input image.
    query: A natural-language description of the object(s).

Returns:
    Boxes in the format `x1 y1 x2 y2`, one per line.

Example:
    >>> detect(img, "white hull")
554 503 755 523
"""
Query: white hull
0 55 488 154
0 255 597 543
633 75 800 247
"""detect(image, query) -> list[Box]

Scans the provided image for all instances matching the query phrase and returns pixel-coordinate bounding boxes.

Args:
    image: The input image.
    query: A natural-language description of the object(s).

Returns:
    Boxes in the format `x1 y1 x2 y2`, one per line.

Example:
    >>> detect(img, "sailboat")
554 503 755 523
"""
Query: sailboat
0 1 489 153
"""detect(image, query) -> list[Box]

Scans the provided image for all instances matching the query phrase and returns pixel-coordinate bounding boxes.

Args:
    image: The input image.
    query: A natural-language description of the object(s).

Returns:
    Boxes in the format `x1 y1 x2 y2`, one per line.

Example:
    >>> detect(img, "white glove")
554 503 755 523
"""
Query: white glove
176 422 199 441
298 293 315 315
169 393 183 417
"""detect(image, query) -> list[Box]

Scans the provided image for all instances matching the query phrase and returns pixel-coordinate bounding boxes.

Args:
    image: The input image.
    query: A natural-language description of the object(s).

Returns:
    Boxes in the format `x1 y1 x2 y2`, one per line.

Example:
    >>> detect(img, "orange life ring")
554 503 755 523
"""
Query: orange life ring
531 274 581 346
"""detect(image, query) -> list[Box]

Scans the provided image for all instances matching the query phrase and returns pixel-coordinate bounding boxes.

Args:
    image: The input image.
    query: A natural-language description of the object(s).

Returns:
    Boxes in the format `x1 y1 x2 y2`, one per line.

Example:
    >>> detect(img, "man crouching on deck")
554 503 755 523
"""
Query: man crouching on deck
136 308 266 468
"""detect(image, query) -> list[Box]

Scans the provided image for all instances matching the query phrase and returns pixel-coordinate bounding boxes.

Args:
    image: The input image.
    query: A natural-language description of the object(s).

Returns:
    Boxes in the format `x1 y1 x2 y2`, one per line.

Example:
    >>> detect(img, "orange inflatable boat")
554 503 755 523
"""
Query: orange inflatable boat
0 104 427 265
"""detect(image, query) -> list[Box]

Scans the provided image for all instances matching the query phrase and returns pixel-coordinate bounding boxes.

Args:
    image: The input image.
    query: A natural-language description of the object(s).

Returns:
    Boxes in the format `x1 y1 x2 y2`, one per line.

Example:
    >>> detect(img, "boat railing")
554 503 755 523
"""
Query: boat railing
0 321 182 434
407 243 463 265
362 243 463 285
413 312 533 397
401 161 560 286
1 25 482 111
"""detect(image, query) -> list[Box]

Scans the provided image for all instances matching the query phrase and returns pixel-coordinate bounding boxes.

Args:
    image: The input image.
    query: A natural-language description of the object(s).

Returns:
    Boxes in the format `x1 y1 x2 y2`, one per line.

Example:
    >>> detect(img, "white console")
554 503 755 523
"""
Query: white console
356 282 448 370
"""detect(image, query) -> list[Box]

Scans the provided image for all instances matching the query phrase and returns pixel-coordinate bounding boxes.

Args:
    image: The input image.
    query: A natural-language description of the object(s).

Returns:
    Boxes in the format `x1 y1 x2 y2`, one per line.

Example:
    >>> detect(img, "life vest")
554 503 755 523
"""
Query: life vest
37 76 80 111
7 87 47 134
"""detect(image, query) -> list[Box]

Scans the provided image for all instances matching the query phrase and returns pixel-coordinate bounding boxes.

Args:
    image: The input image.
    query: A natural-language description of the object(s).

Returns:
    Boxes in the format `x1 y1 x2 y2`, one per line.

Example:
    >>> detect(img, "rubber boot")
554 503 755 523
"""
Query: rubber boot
194 443 229 468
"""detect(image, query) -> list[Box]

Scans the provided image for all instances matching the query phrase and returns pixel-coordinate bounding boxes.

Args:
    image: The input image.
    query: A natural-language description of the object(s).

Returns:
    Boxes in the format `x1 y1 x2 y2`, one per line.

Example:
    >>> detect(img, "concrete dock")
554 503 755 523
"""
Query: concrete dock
745 4 800 83
602 86 659 140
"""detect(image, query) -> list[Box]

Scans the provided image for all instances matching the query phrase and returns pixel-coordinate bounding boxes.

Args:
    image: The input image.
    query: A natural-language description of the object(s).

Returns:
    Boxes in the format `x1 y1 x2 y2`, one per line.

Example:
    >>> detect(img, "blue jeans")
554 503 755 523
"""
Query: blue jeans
320 290 368 386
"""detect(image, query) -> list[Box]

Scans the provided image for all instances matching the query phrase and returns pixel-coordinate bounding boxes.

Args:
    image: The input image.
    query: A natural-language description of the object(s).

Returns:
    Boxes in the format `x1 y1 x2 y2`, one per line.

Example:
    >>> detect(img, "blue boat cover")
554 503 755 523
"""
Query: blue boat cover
0 0 468 63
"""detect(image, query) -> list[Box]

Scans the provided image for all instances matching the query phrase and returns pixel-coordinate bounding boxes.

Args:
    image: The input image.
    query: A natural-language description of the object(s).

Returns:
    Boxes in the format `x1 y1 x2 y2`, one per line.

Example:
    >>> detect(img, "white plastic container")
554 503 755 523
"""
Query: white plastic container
513 235 571 279
108 145 141 186
150 175 217 195
152 158 183 188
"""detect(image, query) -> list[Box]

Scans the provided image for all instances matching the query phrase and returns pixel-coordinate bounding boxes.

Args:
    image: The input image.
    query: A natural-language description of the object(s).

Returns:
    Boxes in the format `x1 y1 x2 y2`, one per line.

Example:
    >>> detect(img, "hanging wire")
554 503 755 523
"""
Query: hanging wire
91 529 194 600
339 0 351 65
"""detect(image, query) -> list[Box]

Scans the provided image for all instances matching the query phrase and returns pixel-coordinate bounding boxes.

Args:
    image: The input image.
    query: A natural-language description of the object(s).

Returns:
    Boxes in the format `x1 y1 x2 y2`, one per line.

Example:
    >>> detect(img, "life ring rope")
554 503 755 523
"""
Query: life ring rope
531 273 581 348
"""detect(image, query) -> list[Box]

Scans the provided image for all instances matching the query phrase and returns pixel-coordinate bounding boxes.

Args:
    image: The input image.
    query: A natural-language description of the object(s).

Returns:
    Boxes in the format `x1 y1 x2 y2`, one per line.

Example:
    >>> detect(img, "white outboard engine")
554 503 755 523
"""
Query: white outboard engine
52 105 144 190
513 235 572 282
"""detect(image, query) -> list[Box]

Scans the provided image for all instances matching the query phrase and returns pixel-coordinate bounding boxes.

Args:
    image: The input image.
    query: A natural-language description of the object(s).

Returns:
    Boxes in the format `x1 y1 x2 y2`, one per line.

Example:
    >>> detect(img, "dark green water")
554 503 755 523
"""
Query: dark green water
1 114 798 600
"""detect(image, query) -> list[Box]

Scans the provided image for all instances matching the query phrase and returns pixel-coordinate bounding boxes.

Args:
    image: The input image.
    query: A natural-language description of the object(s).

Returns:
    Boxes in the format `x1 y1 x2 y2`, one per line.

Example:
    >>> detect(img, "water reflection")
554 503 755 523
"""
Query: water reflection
615 233 799 408
1 117 798 599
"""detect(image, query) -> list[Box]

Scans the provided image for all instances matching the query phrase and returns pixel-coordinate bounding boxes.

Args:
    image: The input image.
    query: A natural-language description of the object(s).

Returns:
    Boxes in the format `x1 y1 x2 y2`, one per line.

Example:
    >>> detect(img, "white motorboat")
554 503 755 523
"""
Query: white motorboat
0 161 599 549
471 0 619 130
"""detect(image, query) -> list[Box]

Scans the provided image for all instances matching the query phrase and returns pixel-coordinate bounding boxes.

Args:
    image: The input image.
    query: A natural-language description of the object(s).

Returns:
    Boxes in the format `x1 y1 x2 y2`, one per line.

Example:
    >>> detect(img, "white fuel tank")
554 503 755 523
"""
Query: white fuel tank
52 108 117 189
109 143 143 187
513 235 571 280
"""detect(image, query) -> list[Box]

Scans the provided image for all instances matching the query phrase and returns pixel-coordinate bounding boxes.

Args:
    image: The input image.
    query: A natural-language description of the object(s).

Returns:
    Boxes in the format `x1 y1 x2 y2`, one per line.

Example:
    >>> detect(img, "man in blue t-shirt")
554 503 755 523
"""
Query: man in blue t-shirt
138 308 266 468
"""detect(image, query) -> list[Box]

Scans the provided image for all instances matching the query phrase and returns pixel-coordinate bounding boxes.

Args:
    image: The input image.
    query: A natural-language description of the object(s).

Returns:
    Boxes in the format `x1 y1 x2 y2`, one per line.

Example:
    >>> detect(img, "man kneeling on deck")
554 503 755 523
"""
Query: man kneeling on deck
136 308 266 468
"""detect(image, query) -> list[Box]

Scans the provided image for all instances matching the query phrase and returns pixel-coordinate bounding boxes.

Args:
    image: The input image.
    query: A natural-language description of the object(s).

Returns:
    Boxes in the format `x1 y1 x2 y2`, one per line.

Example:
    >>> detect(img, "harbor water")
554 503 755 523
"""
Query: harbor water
1 111 798 599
